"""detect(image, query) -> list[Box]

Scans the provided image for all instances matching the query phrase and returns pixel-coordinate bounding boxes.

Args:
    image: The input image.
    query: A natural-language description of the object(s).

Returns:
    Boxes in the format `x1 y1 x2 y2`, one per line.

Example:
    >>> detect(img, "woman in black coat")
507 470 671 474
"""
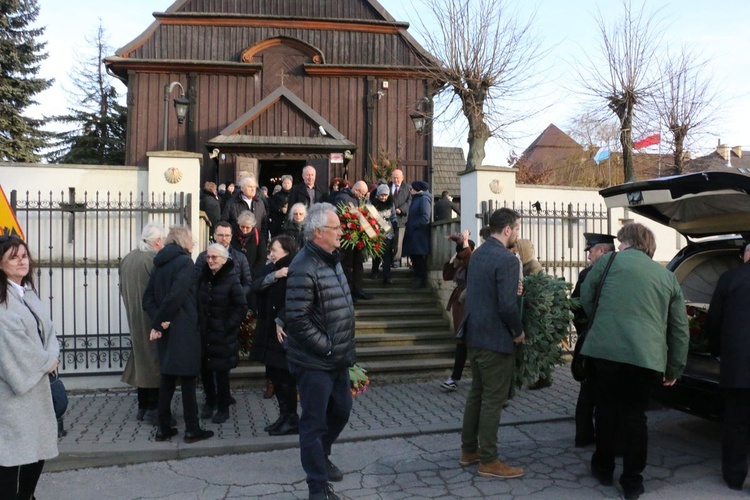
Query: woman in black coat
269 175 293 237
197 244 247 424
231 210 266 312
252 235 299 436
143 226 213 444
282 202 307 250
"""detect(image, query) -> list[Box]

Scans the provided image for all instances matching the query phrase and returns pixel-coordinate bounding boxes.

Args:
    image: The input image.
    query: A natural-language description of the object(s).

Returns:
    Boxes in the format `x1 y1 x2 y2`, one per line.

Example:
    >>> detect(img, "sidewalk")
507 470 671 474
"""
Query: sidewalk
49 365 577 472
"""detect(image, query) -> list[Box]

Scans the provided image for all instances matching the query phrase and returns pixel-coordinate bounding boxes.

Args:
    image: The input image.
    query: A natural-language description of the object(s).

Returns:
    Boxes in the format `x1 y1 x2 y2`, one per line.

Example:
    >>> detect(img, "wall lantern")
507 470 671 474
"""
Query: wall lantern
410 111 426 134
163 81 189 150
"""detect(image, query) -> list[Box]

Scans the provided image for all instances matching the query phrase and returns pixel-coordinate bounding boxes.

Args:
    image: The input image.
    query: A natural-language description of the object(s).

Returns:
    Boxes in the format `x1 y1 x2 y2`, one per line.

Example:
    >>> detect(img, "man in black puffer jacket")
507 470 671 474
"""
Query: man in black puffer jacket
283 202 355 500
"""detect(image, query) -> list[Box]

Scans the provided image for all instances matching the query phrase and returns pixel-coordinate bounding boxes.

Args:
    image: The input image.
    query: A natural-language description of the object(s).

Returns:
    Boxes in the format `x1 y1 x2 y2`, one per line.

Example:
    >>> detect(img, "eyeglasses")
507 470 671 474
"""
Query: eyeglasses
205 255 226 261
322 225 342 231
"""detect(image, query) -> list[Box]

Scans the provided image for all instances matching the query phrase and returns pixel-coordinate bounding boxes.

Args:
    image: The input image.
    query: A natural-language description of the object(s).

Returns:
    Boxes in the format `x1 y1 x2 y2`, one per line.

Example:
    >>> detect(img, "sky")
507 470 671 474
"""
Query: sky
32 0 749 166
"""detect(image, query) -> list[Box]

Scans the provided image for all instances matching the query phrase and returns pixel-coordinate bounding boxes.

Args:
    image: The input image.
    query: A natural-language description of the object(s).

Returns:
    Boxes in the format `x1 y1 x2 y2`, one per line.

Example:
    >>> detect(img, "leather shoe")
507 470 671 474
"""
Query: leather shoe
154 427 178 442
325 458 344 482
623 484 645 499
184 429 214 444
200 403 215 419
264 415 284 432
309 483 340 500
477 460 524 479
459 450 480 467
212 410 229 424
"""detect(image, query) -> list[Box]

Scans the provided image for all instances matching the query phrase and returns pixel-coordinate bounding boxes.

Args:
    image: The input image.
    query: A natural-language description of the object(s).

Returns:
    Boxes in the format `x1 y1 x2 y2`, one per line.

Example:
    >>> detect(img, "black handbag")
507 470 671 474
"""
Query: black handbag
49 372 68 419
571 252 616 382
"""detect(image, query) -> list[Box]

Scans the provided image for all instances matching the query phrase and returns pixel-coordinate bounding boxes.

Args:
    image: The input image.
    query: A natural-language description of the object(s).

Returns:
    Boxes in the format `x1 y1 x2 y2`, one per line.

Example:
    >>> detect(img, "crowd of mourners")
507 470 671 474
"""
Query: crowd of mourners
3 165 749 500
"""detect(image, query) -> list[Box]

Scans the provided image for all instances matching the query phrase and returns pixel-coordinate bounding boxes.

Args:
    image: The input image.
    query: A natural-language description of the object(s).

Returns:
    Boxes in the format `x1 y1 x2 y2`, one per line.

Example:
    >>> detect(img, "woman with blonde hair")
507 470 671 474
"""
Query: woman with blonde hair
143 226 214 443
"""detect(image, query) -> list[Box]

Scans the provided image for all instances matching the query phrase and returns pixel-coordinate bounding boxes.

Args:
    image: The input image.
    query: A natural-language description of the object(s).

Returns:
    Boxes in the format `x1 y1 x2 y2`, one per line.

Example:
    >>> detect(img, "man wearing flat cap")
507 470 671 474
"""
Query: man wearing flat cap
571 232 616 447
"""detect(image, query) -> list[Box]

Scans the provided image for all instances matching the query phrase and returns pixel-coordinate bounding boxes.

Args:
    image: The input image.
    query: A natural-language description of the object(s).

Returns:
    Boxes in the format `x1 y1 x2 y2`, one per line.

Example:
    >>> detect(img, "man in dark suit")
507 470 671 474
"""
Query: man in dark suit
389 169 411 267
571 232 616 448
288 165 327 209
434 190 461 221
459 207 525 480
707 241 750 491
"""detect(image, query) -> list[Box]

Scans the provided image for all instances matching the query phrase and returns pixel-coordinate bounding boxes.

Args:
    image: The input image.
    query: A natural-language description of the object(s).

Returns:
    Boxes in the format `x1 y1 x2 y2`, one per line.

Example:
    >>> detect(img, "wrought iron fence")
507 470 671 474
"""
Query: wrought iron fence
10 189 190 376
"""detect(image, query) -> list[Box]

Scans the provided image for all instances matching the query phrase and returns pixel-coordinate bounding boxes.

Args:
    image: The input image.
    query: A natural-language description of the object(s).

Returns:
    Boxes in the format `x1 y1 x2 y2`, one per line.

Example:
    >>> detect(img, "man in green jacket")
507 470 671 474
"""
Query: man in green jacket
581 222 688 500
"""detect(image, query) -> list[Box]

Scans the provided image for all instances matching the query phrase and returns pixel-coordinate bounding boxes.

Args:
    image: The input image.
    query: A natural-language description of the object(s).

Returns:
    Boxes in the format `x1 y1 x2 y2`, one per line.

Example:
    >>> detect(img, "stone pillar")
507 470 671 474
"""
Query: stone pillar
147 151 202 258
459 165 518 239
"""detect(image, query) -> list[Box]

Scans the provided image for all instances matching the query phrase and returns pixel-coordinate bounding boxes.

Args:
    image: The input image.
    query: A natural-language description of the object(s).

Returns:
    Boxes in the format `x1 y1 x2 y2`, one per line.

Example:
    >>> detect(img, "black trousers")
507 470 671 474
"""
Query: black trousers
158 374 200 433
722 388 750 488
451 341 467 381
575 380 596 443
0 460 44 500
590 358 660 493
340 247 364 296
137 387 159 410
411 254 427 281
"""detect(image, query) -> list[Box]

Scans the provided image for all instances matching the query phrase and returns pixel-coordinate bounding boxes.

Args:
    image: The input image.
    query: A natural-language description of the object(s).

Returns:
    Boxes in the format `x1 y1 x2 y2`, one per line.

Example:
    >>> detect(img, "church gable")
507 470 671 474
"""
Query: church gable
170 0 386 21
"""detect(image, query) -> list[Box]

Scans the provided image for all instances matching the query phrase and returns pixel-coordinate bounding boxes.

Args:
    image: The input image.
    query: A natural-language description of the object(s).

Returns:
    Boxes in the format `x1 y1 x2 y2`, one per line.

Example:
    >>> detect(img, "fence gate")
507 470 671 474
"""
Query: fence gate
11 189 190 377
478 199 610 286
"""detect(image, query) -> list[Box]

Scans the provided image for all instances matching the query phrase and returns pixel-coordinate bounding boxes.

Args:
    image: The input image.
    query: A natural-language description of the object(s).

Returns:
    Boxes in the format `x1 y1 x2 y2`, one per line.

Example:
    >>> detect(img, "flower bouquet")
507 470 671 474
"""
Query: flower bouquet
349 364 370 398
686 304 710 354
238 310 256 356
336 202 386 259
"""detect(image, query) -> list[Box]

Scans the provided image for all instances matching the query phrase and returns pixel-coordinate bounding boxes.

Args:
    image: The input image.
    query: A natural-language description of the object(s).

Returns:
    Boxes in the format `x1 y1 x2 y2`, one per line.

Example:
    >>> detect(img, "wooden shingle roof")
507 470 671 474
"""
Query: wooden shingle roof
432 147 464 195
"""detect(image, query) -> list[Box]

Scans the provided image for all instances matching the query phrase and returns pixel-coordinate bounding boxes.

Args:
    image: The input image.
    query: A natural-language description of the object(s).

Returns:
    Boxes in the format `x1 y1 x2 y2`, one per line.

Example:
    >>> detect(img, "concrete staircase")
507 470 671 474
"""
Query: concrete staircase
232 267 456 383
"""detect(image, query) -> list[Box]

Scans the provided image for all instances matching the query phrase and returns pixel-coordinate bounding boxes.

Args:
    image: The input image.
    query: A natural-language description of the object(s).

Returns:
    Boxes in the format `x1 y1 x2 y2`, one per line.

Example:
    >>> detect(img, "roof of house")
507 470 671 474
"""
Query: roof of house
432 147 464 195
521 124 583 173
684 148 750 174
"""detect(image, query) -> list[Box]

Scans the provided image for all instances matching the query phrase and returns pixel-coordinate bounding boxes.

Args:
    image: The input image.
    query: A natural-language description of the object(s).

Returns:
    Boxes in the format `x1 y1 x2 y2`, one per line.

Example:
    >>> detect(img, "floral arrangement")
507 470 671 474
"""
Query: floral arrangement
368 146 399 183
686 304 710 353
349 364 370 397
238 310 256 356
337 202 386 259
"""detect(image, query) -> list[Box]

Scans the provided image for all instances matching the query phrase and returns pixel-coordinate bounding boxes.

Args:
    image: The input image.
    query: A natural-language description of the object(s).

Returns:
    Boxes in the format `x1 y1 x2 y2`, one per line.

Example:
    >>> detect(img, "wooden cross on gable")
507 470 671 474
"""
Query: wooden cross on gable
279 68 286 86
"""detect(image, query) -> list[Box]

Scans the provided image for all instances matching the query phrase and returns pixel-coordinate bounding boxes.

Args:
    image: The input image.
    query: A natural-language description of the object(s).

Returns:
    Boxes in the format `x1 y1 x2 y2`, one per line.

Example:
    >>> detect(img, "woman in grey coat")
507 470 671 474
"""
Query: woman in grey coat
0 236 59 499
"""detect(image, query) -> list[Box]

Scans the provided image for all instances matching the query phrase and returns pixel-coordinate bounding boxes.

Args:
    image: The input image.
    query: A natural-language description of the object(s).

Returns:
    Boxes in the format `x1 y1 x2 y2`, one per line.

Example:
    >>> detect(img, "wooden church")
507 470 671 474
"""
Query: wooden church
105 0 436 190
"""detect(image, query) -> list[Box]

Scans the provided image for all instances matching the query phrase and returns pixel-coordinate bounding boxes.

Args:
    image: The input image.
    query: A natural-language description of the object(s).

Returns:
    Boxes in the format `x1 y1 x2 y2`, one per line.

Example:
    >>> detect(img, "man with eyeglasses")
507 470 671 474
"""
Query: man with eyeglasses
194 221 253 420
284 203 356 500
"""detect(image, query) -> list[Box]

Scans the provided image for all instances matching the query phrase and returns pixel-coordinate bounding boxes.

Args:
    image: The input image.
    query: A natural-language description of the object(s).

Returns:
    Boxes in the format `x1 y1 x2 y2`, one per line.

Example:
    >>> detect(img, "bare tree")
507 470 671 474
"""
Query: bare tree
652 48 720 174
565 111 620 151
578 0 662 181
415 0 545 172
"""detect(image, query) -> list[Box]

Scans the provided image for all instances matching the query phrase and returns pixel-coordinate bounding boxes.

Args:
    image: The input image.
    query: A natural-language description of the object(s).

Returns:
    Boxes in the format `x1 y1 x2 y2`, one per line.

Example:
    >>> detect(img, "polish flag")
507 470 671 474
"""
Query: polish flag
634 133 661 150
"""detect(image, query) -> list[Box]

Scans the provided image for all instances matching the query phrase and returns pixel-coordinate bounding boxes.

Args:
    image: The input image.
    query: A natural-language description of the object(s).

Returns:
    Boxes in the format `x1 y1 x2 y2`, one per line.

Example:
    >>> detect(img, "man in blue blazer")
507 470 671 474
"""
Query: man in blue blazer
458 208 526 480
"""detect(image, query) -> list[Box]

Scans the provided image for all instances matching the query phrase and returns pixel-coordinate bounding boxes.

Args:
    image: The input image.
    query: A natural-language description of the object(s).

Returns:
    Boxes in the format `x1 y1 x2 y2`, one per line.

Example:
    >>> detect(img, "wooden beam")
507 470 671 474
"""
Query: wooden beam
156 15 406 34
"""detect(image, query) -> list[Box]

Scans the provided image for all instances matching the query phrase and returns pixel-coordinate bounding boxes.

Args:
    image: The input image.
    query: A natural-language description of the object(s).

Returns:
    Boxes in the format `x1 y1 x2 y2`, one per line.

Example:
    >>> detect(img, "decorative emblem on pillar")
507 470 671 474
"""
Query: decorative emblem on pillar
164 167 183 184
489 179 504 194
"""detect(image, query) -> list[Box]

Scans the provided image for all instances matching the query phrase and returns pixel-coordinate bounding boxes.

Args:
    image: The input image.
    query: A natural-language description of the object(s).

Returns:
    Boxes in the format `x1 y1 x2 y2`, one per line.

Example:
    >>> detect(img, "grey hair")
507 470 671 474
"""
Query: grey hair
206 243 229 259
281 174 293 183
138 222 166 252
237 210 257 227
165 226 193 252
303 202 337 239
288 202 307 221
238 176 257 189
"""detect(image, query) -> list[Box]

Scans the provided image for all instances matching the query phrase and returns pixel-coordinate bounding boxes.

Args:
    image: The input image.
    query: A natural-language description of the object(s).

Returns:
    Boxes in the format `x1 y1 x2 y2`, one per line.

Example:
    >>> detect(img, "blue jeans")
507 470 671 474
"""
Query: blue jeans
289 363 352 494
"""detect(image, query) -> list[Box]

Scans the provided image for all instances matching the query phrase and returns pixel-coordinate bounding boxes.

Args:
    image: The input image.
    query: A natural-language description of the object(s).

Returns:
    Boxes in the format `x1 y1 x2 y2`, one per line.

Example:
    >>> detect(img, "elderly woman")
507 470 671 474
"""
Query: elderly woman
282 202 307 249
253 235 299 435
0 237 59 498
143 226 214 444
197 244 247 424
231 210 266 282
581 223 689 499
269 175 293 237
370 184 397 284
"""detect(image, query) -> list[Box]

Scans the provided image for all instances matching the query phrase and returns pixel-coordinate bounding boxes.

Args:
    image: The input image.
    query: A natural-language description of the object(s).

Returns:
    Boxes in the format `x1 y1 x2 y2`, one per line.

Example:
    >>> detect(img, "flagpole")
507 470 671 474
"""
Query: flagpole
608 154 611 186
658 130 662 177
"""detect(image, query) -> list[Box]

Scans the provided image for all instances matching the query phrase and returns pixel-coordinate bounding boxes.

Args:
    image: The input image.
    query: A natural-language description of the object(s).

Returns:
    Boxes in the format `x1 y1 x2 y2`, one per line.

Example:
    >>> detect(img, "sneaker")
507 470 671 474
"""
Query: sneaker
459 450 480 467
326 458 344 482
477 460 525 479
212 410 229 424
184 429 214 444
309 483 340 500
440 378 458 391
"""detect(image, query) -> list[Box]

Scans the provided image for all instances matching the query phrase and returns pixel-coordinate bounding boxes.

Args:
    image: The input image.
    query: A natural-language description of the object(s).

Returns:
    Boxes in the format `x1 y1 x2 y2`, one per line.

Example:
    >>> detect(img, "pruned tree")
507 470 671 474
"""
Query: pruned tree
578 0 662 182
652 48 720 174
415 0 544 172
46 23 126 164
0 0 52 162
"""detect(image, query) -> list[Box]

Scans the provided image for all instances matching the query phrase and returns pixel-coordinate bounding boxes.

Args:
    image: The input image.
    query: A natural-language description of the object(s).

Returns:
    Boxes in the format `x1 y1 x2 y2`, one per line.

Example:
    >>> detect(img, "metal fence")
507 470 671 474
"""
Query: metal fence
10 189 190 376
477 199 611 285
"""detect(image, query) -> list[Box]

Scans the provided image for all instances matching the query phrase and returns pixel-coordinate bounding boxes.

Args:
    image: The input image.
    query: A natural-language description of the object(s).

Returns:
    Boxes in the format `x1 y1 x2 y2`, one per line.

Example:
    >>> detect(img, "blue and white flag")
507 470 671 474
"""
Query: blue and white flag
593 147 610 165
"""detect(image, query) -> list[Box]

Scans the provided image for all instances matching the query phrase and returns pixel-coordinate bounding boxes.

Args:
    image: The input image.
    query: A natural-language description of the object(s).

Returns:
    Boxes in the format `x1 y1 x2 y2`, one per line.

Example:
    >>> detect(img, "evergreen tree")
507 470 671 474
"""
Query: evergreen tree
0 0 52 162
46 23 126 165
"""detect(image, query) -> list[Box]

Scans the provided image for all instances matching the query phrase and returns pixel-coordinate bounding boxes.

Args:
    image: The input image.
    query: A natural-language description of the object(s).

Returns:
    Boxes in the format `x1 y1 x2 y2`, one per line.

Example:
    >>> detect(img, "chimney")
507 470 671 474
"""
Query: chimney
732 146 743 159
717 143 730 160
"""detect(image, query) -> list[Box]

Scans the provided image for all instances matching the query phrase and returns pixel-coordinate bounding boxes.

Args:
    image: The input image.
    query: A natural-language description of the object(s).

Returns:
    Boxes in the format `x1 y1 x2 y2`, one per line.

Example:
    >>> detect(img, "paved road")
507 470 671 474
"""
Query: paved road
37 409 737 499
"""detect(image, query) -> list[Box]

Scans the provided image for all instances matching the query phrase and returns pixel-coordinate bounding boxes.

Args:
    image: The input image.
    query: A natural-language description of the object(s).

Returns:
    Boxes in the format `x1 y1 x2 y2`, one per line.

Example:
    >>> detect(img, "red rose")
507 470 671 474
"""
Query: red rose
374 243 381 251
348 222 357 230
368 218 376 225
344 233 352 240
356 240 365 250
340 224 346 229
